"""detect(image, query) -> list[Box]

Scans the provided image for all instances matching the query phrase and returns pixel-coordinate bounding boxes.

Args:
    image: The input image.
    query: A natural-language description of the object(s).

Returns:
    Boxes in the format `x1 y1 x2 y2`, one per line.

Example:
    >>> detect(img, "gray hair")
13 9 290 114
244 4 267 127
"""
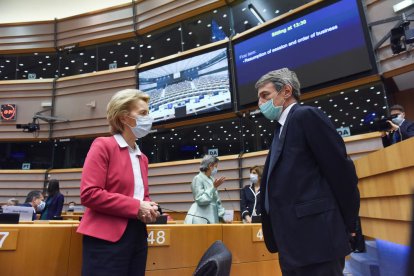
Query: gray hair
24 190 42 203
255 68 301 101
199 155 219 172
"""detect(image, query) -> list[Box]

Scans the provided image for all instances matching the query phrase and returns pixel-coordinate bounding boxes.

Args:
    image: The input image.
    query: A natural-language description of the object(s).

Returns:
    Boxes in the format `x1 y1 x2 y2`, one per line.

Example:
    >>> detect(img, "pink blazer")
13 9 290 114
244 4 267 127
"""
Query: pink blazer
77 136 151 242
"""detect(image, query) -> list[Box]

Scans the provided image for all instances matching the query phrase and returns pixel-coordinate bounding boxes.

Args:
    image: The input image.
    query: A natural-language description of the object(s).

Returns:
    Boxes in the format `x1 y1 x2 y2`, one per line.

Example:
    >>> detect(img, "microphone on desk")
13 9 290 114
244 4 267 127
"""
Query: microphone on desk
161 206 210 224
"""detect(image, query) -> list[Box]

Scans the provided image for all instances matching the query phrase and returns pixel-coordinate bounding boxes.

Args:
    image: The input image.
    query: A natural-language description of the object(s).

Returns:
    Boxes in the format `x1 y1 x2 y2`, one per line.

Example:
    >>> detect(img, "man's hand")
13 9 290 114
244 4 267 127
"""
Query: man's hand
386 120 399 132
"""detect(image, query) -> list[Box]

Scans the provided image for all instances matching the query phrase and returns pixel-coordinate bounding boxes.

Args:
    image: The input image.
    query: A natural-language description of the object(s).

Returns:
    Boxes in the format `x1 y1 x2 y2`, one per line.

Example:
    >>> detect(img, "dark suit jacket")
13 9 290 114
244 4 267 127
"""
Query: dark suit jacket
41 193 64 220
240 184 262 219
260 104 360 269
382 119 414 147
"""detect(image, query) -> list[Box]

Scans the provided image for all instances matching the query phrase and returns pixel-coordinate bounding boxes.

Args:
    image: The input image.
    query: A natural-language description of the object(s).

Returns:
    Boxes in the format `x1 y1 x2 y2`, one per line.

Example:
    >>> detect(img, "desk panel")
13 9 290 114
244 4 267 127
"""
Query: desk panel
0 224 73 276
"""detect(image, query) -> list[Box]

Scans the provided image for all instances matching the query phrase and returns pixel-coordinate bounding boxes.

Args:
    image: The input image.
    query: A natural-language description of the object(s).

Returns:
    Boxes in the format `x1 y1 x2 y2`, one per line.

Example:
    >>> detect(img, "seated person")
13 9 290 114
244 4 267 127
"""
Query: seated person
240 165 263 223
19 190 45 220
7 198 19 206
382 104 414 147
67 201 76 212
40 179 65 220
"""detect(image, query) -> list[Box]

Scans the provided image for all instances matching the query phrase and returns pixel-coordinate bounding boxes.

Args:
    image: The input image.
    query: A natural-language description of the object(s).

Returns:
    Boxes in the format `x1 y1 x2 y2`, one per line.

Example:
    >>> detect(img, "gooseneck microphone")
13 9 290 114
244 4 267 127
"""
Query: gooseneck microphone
161 206 210 224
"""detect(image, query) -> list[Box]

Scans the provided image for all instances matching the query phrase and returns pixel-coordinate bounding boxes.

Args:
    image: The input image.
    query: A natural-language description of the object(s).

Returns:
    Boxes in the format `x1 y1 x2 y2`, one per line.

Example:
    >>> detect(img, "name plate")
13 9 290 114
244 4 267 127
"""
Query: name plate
252 226 264 242
147 229 170 247
0 229 19 250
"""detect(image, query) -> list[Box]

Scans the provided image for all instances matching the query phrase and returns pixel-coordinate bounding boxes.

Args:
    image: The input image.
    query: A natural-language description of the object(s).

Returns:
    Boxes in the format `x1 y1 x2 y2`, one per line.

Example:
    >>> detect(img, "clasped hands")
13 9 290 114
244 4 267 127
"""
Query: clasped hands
137 201 160 223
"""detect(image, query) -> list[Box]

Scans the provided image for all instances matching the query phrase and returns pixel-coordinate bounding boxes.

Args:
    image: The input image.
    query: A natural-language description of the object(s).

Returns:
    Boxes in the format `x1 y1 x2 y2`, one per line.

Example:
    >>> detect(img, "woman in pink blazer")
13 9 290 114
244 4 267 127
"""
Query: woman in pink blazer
77 89 159 276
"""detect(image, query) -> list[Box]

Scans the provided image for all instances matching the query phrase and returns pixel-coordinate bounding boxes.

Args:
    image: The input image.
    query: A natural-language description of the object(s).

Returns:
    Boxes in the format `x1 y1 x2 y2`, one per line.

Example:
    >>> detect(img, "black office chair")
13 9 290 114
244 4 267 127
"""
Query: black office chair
193 240 232 276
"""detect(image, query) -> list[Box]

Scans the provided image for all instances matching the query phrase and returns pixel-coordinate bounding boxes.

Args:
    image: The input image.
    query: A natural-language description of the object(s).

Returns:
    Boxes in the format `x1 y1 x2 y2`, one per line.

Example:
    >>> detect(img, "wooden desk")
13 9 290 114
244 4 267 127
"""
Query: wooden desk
0 224 76 276
1 223 280 276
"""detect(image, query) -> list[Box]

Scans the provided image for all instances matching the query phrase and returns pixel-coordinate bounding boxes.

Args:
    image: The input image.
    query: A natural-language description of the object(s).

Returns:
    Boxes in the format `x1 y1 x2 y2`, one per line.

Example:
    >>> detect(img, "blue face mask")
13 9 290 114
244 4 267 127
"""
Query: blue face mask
259 98 284 121
392 114 404 125
250 174 258 184
37 200 45 212
127 115 153 138
211 167 218 176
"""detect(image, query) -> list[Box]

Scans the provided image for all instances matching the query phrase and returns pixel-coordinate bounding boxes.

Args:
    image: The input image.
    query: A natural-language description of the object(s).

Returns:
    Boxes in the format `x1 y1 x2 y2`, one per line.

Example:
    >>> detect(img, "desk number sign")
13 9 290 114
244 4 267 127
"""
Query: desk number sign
252 226 264 242
147 229 170 247
0 230 19 250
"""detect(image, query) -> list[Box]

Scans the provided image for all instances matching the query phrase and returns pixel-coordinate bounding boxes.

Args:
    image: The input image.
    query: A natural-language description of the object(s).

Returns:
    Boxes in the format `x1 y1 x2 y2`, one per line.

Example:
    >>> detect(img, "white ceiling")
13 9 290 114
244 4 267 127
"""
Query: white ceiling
0 0 130 23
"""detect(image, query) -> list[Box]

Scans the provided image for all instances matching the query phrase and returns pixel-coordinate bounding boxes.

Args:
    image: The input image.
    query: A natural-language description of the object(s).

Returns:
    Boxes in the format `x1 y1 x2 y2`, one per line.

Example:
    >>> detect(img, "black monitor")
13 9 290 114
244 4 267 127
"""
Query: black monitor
0 213 20 224
233 0 375 108
138 45 233 124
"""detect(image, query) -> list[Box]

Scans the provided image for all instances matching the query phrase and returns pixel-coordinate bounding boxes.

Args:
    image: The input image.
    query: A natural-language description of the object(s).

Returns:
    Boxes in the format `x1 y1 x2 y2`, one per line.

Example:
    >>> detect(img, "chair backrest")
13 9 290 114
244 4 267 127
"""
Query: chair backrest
193 240 232 276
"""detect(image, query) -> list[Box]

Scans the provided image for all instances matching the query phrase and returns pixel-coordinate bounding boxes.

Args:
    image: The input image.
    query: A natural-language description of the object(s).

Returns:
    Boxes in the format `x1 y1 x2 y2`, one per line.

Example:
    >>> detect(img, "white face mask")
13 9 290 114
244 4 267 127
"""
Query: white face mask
37 200 45 212
250 174 258 184
127 115 153 138
211 167 218 176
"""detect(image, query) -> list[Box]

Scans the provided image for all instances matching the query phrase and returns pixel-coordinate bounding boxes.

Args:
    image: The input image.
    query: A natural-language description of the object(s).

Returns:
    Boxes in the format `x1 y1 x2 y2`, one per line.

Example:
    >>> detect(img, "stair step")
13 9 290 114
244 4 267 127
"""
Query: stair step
365 240 378 259
348 252 380 276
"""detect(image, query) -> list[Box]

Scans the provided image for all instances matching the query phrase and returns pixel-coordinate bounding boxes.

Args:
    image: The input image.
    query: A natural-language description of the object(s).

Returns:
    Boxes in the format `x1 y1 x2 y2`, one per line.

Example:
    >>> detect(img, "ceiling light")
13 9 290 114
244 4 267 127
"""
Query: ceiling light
223 14 227 18
213 10 217 13
393 0 414 12
71 60 75 63
275 10 280 14
248 4 265 24
34 53 38 55
5 60 10 63
131 46 135 49
146 34 152 38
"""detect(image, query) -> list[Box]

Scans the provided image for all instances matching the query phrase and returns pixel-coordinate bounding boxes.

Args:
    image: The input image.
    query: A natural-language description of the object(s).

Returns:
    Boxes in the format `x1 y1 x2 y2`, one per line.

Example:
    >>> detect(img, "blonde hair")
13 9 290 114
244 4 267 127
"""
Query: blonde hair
250 165 263 180
107 89 150 134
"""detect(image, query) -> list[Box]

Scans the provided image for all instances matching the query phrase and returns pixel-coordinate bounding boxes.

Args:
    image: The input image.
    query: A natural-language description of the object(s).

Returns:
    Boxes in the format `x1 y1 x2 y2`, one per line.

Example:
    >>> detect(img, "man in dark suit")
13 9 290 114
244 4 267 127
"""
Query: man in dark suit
256 68 360 275
381 104 414 147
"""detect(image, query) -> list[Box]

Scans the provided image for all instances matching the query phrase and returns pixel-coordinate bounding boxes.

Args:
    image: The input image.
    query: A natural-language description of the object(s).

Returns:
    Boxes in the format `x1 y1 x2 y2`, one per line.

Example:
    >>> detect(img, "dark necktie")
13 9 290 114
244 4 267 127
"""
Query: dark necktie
265 122 281 213
392 129 401 144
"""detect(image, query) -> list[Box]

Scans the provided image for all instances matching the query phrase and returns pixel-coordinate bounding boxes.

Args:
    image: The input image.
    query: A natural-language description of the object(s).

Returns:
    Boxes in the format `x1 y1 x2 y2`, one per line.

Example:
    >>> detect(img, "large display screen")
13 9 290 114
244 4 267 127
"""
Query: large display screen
233 0 373 106
138 47 232 123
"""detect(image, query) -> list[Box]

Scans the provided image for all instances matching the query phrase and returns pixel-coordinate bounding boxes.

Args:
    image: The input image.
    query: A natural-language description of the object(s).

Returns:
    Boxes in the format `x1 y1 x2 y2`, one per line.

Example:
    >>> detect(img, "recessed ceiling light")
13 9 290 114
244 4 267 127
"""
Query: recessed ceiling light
354 89 359 92
5 60 10 63
146 34 152 38
275 10 280 14
147 45 152 48
244 20 249 24
166 38 171 41
80 53 84 56
117 42 121 45
124 54 128 57
197 20 202 24
34 53 38 55
207 24 211 27
91 56 95 58
213 10 217 13
65 67 69 70
223 14 227 18
131 46 135 50
71 60 75 63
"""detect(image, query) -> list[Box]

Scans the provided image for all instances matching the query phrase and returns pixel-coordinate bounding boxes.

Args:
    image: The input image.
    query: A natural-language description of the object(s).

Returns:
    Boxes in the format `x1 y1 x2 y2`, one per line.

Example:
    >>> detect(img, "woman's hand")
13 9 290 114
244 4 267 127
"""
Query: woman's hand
213 176 226 188
137 201 159 223
245 215 252 223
